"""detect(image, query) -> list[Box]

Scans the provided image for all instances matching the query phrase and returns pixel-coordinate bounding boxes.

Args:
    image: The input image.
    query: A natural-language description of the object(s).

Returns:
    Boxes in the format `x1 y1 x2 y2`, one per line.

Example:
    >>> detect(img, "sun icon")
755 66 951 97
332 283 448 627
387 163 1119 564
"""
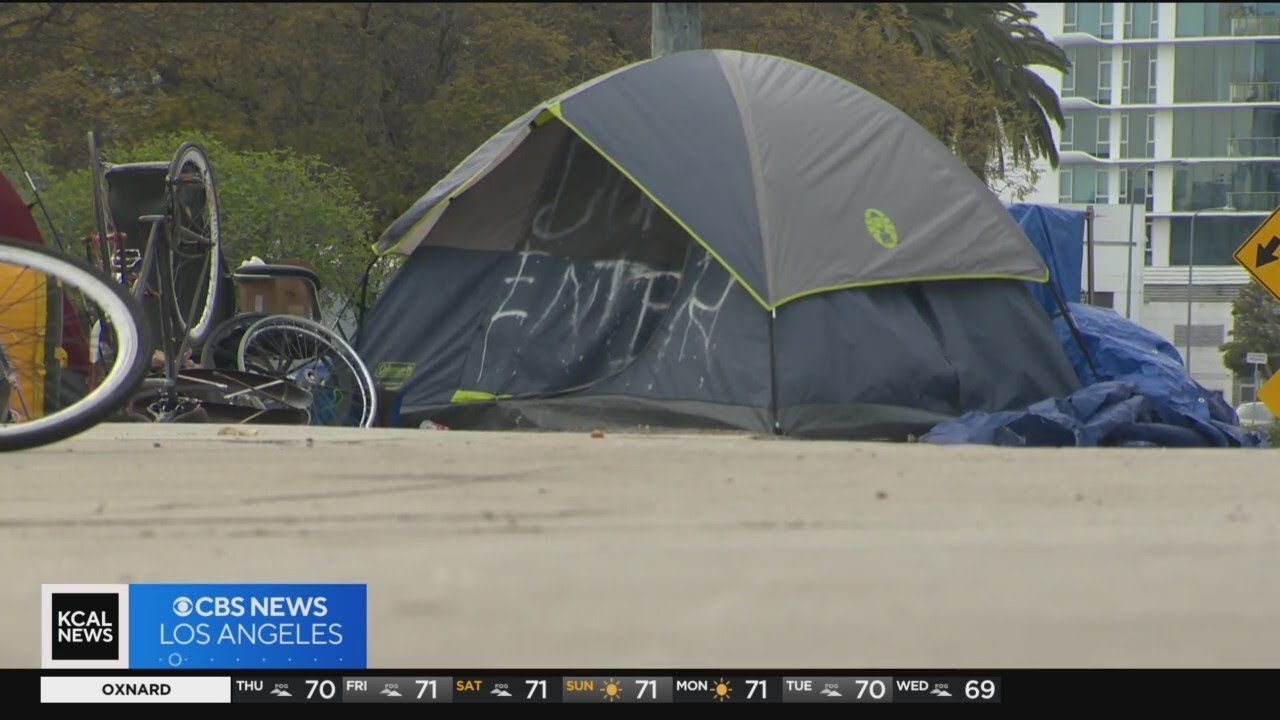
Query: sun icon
602 678 621 702
713 678 732 702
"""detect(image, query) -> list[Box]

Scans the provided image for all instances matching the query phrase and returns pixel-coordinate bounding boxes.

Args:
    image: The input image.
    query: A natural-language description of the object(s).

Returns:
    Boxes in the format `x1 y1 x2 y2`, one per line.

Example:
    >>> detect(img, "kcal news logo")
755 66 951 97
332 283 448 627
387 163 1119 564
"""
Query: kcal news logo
42 584 131 669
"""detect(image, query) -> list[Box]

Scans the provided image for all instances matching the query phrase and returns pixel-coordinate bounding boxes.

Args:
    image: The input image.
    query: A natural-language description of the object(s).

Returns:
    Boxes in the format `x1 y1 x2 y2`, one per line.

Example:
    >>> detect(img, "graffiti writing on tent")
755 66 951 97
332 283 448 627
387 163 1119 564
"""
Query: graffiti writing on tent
474 134 733 389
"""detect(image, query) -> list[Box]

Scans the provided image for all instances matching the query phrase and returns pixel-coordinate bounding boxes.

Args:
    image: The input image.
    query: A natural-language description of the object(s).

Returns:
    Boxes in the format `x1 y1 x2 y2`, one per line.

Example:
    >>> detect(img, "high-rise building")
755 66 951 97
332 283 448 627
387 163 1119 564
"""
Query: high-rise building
1020 2 1280 400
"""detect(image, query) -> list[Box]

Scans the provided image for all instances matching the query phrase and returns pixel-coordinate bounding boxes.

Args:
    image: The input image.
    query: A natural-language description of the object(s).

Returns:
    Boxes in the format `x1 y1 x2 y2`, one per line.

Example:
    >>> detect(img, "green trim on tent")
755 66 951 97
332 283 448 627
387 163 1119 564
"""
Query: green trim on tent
546 102 774 312
451 389 513 404
772 268 1052 310
534 108 557 126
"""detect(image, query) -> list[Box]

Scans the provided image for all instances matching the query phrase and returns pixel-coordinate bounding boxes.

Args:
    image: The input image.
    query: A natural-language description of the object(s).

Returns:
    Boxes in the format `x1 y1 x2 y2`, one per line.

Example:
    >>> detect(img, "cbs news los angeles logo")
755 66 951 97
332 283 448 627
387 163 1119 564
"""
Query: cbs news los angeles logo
42 584 130 669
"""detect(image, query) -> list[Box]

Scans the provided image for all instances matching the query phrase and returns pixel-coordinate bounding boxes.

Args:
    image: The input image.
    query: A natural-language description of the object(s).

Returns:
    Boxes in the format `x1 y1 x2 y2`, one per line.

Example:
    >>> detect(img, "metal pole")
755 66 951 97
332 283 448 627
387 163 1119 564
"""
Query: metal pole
651 3 702 58
1085 205 1096 304
1186 208 1200 373
1123 162 1151 320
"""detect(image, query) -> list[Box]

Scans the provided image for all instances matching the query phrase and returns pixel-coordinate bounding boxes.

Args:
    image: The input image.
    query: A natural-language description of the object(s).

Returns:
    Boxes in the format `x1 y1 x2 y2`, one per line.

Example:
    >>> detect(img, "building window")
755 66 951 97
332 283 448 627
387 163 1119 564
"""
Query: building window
1094 168 1110 203
1097 54 1113 103
1145 112 1156 158
1174 43 1280 104
1172 161 1280 211
1059 168 1074 204
1169 216 1271 266
1173 108 1280 158
1063 48 1077 95
1146 53 1158 103
1175 3 1278 37
1119 113 1130 158
1121 47 1132 103
1121 46 1157 105
1070 3 1116 38
1126 2 1159 39
1064 109 1109 156
1061 116 1075 151
1143 219 1154 266
1145 167 1155 210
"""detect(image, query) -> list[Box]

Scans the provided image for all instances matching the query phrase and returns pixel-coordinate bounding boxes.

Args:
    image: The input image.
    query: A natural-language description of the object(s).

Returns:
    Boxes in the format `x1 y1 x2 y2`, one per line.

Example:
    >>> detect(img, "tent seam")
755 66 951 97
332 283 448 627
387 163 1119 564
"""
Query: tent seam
546 103 775 312
717 53 774 303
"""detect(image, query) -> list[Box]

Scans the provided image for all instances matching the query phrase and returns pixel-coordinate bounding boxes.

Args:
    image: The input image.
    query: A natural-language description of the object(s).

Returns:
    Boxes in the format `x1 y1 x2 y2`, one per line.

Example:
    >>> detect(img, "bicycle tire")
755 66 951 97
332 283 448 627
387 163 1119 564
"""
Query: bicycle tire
0 238 149 451
166 142 223 347
235 315 378 428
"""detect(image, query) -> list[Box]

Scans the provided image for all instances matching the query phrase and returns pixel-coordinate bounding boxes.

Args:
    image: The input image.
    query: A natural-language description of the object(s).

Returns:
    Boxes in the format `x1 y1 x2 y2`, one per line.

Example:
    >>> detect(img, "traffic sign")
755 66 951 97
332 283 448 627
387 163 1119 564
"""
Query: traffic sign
1257 373 1280 421
1247 352 1269 365
1233 206 1280 303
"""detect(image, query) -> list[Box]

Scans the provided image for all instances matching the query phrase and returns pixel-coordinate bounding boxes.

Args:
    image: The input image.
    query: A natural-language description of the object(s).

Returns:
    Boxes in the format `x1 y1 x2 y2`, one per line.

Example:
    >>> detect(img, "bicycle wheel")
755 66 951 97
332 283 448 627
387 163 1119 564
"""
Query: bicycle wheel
236 315 378 428
0 238 149 451
200 311 269 369
166 142 223 347
87 130 115 278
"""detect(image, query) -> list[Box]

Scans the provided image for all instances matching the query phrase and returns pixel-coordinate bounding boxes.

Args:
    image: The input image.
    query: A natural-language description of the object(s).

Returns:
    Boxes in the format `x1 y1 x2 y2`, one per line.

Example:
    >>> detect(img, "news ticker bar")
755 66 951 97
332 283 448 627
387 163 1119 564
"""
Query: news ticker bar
40 675 1001 703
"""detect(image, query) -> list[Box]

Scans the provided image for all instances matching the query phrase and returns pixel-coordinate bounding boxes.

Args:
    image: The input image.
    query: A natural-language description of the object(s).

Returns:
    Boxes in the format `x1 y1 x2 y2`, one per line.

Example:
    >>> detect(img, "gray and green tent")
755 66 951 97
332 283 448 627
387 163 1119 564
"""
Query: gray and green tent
358 49 1080 438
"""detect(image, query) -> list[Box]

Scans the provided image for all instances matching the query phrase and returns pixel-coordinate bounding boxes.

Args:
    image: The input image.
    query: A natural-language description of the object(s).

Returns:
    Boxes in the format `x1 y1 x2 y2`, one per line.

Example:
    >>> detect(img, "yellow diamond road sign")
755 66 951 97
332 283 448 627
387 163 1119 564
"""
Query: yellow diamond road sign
1233 205 1280 304
1257 373 1280 423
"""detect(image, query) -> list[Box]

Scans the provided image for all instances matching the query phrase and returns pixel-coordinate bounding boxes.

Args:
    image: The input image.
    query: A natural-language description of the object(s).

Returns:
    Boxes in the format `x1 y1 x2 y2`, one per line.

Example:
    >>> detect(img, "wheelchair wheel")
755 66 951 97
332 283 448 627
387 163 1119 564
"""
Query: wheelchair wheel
166 142 223 346
235 315 377 428
0 238 149 451
200 312 269 370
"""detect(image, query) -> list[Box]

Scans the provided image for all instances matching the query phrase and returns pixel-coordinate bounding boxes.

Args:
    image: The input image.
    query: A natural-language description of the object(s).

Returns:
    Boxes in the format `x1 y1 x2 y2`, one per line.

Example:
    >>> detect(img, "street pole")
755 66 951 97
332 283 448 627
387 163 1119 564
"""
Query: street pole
1186 208 1200 373
1123 162 1152 320
651 3 702 58
1085 205 1096 305
1184 202 1234 375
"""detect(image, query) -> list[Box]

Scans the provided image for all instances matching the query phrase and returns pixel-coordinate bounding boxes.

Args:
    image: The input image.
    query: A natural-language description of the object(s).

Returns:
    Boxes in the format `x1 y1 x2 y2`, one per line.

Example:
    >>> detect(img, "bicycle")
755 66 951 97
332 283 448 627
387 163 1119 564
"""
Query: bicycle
0 236 149 451
86 132 311 423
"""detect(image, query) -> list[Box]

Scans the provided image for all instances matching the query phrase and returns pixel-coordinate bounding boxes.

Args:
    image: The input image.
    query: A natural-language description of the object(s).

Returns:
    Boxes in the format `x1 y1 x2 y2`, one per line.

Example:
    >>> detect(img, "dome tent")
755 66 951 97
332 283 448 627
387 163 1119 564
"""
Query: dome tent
357 49 1081 438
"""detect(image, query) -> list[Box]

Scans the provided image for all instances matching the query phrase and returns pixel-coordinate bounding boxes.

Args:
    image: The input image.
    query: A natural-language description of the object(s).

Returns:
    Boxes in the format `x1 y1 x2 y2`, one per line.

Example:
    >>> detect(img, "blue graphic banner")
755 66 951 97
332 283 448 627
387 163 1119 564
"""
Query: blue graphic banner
127 584 367 670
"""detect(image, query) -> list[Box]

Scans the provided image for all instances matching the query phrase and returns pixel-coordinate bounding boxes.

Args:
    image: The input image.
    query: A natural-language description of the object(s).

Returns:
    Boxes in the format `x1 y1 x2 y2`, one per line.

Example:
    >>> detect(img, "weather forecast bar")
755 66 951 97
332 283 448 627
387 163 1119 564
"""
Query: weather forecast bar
37 674 1001 703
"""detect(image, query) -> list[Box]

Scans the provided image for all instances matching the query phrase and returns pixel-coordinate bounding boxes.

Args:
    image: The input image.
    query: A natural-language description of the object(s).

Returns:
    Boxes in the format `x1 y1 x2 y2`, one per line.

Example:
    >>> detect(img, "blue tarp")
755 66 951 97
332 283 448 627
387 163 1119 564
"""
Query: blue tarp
922 205 1265 447
1008 203 1085 315
920 380 1264 448
921 299 1265 447
1052 302 1239 425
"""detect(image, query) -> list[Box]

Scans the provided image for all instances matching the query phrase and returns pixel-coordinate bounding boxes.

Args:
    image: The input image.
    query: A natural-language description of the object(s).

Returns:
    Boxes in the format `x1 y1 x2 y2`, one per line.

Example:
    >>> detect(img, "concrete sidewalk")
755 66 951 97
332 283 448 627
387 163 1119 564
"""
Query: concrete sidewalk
2 423 1278 668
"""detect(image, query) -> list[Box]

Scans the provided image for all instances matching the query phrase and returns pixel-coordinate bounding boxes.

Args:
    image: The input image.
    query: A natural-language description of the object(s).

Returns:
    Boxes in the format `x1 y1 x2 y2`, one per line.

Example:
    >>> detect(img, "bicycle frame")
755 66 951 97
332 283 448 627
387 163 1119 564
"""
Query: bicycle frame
131 214 213 420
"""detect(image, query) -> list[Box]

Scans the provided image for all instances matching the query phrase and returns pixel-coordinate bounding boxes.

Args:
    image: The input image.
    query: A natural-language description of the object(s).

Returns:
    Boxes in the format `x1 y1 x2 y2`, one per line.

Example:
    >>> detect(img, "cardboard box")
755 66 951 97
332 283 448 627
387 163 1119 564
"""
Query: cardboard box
234 269 319 319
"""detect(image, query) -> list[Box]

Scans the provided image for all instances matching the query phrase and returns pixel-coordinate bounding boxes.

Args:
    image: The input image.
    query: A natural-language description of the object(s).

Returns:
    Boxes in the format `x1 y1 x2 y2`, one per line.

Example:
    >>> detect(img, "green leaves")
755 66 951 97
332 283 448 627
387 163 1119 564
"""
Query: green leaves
2 130 376 315
1221 282 1280 378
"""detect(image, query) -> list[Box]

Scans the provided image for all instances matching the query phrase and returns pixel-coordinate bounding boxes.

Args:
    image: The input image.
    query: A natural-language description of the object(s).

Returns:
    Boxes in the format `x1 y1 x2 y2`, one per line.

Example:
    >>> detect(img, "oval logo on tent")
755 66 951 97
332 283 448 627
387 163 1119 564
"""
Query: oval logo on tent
865 209 898 249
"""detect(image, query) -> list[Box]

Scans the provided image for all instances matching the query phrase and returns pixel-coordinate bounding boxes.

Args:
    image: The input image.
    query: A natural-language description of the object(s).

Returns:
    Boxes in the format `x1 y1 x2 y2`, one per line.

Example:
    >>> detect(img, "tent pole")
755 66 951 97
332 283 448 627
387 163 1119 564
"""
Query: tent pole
768 307 781 435
1049 281 1100 384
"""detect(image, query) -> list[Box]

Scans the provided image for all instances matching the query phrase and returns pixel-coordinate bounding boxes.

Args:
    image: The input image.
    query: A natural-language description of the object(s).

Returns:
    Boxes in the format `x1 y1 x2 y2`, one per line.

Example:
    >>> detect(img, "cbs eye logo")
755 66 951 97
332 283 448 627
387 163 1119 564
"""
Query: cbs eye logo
172 597 194 617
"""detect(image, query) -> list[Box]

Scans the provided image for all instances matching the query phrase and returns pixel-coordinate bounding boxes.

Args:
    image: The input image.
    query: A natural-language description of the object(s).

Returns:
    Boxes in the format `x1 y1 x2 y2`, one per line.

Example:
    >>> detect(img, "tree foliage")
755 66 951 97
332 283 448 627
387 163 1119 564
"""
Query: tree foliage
1221 282 1280 379
1 2 1064 250
0 132 378 307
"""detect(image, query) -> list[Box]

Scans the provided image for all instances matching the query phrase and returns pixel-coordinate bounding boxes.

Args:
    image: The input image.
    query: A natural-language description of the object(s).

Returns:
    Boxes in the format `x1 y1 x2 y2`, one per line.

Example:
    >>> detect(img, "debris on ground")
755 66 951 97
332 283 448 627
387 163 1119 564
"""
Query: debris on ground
217 426 259 438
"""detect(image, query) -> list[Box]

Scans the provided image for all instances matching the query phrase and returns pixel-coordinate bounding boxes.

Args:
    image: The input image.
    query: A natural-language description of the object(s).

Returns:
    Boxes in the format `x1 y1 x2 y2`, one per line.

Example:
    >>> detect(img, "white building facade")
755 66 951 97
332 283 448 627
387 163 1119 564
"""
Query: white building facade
1019 2 1280 401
